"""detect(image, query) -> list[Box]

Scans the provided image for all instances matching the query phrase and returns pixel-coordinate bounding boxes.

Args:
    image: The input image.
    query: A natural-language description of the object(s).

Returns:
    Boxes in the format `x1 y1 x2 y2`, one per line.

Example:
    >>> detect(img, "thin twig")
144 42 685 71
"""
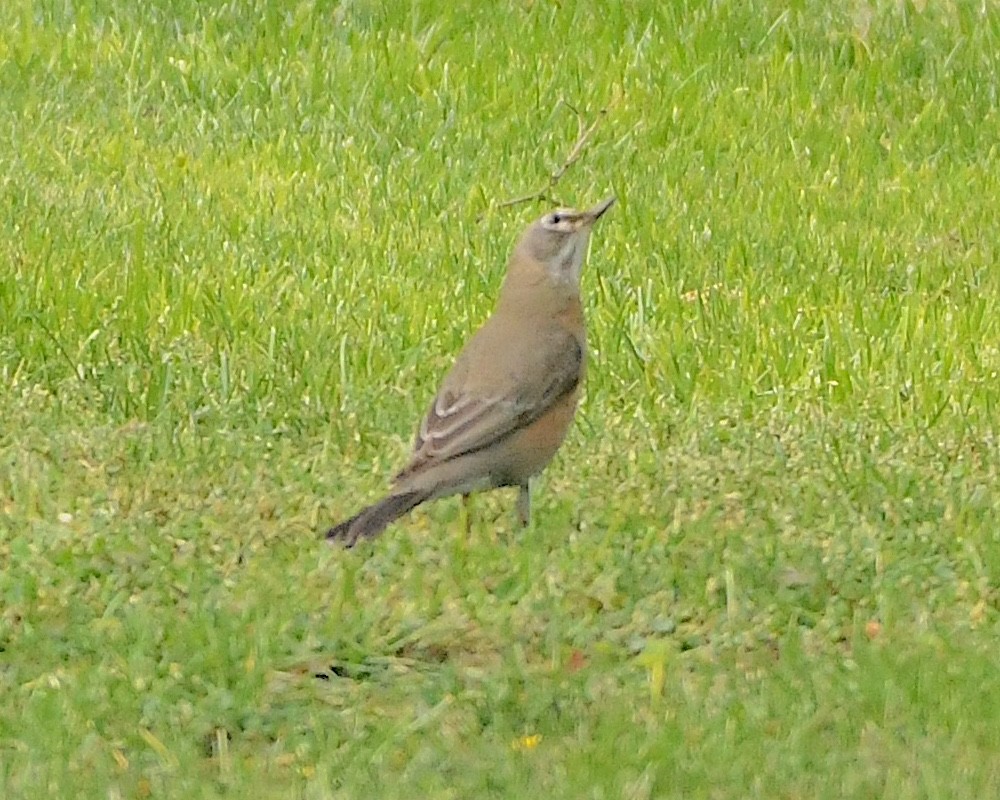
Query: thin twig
494 103 608 211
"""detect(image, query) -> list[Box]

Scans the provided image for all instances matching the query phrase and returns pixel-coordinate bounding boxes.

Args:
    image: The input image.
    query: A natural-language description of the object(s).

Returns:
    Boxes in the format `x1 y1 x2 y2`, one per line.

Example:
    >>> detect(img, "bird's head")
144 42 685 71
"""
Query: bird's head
513 196 615 287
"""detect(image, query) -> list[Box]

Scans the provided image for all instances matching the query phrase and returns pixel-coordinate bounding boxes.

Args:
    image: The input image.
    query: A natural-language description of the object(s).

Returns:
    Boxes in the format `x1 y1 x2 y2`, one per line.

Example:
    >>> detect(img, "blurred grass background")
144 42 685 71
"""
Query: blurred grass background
3 0 1000 797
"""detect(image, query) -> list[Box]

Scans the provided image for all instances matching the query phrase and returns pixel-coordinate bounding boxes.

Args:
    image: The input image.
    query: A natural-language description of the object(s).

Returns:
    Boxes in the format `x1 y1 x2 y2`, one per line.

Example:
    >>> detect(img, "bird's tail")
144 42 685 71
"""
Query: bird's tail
325 490 429 547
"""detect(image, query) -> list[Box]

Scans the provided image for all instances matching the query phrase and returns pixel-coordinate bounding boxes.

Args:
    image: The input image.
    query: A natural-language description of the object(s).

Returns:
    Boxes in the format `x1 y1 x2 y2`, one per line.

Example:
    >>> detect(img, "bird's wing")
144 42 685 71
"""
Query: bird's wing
395 331 583 481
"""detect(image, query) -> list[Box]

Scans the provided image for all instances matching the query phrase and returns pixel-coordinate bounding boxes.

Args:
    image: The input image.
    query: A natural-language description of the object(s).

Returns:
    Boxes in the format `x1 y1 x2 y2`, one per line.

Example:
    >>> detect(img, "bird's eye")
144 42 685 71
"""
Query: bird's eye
550 213 562 225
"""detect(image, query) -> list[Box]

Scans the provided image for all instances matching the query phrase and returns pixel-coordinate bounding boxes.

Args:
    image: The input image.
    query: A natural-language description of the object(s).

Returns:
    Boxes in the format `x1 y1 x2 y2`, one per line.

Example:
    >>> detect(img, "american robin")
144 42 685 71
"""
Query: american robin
326 196 615 546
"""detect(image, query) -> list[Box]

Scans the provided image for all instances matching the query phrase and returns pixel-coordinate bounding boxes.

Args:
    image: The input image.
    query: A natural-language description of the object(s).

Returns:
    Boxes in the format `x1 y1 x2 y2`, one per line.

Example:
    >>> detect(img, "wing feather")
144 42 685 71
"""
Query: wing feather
395 334 583 482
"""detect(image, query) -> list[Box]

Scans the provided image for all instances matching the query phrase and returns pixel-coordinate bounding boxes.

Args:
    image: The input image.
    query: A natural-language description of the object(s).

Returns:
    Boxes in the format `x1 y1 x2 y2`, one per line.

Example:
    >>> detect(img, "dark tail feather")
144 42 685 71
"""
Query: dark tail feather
325 490 428 547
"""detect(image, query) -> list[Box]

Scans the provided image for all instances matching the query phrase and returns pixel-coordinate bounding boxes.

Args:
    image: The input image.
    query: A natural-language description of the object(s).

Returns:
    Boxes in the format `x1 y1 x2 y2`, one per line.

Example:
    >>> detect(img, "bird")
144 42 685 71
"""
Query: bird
326 195 615 546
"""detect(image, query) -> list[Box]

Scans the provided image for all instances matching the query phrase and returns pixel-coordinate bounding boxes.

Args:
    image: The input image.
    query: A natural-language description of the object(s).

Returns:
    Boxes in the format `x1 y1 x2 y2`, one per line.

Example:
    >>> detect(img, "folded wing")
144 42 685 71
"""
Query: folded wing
395 333 583 482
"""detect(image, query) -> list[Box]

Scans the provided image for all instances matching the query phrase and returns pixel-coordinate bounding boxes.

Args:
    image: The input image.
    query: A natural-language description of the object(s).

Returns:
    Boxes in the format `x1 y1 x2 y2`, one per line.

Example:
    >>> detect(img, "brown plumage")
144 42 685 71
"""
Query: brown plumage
326 196 615 546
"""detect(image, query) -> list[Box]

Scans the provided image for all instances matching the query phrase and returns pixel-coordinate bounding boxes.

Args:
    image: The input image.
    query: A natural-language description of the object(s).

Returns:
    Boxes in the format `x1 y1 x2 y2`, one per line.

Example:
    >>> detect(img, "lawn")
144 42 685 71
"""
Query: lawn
3 0 1000 797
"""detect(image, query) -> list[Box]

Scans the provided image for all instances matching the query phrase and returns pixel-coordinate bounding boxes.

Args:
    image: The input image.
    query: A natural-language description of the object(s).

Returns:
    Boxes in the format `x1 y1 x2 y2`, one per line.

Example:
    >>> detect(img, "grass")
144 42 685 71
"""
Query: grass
3 0 1000 796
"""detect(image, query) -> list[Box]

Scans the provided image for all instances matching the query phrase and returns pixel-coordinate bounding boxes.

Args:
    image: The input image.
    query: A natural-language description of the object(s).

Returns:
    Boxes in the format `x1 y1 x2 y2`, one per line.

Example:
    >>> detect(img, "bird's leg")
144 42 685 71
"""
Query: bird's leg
462 493 472 538
516 481 532 527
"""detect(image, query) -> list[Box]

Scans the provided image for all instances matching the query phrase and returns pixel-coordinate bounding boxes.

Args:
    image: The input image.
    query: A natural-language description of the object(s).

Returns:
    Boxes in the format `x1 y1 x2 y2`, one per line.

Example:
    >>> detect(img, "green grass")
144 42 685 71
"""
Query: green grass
3 0 1000 796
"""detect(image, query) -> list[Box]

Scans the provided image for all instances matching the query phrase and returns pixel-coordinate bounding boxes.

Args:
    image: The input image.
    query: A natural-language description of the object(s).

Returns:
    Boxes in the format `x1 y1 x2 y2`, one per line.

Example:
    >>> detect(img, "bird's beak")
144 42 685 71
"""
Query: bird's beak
585 195 616 223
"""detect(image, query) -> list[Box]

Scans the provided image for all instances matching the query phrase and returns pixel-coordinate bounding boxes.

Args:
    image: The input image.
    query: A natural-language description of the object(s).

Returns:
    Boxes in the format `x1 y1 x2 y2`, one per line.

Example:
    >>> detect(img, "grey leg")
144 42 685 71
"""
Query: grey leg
462 493 472 537
516 481 531 527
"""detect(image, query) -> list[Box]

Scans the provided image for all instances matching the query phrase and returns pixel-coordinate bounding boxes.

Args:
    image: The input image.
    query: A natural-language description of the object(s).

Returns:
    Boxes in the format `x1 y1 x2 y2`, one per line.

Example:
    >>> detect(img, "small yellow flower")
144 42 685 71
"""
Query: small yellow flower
511 734 542 751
